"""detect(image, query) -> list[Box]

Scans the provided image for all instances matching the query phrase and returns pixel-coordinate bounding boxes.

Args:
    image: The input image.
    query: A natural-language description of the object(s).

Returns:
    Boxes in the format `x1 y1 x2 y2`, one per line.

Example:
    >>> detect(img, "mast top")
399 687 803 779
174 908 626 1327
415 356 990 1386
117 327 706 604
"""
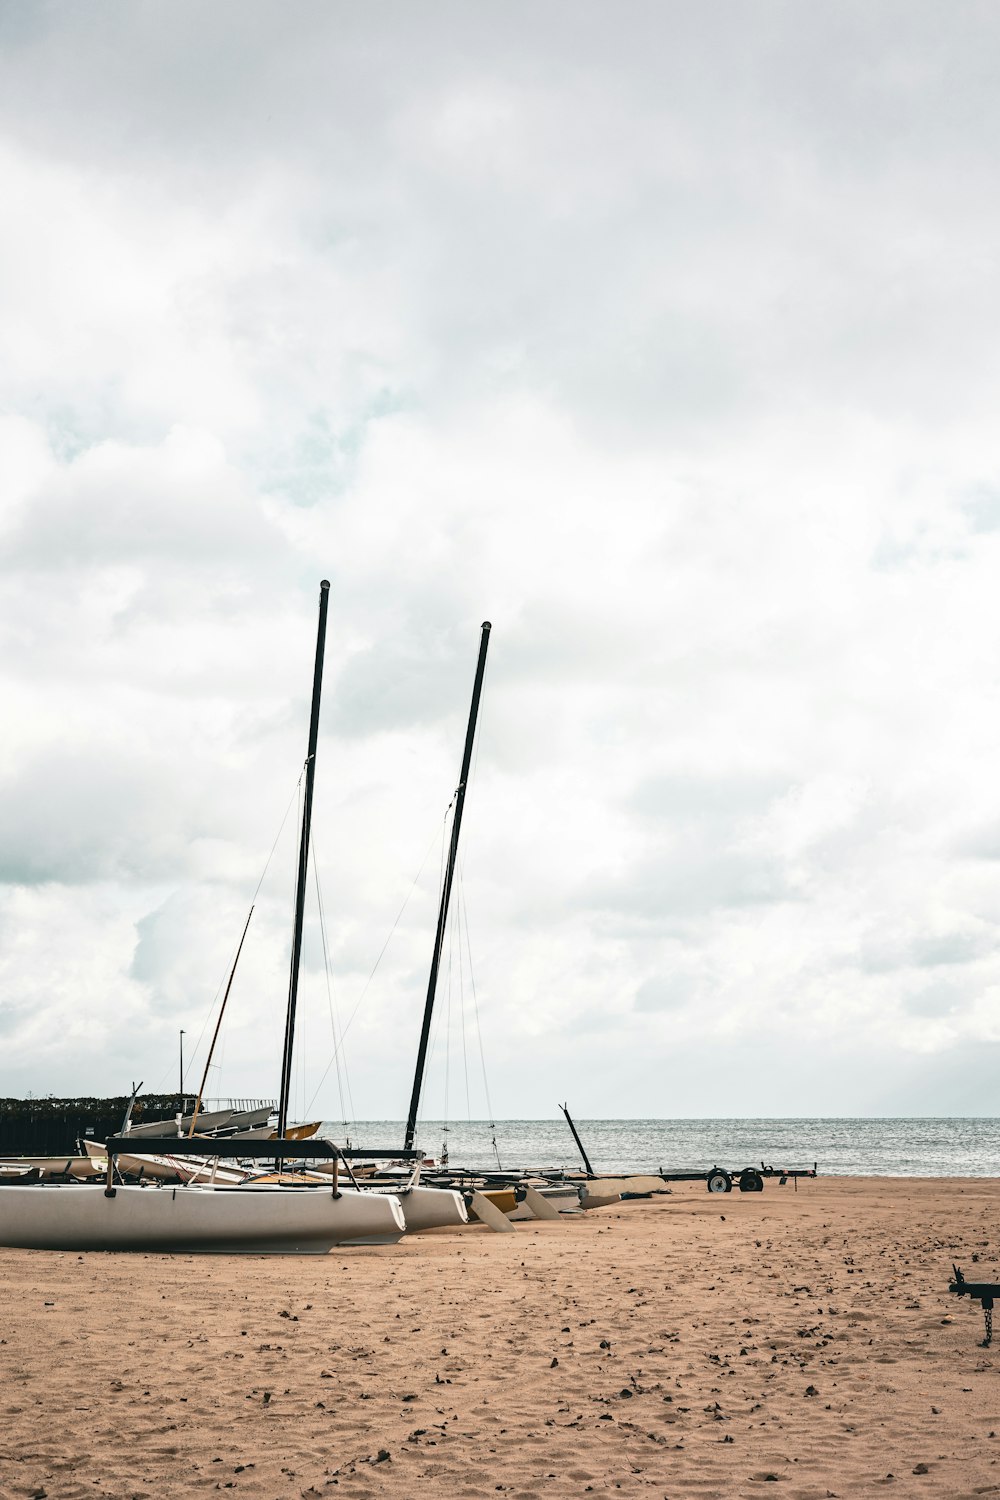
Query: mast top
320 579 331 590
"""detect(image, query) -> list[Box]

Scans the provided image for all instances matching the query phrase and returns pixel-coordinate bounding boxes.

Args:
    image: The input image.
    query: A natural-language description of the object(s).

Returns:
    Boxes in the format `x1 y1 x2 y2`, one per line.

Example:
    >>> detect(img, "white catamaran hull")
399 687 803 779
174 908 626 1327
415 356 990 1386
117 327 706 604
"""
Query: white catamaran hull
507 1184 584 1219
0 1182 406 1254
292 1167 469 1234
376 1184 468 1232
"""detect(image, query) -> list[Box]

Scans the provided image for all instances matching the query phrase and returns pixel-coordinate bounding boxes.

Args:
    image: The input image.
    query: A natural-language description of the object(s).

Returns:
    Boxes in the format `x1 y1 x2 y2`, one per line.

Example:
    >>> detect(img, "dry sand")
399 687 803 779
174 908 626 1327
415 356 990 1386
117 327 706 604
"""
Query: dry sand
1 1177 997 1500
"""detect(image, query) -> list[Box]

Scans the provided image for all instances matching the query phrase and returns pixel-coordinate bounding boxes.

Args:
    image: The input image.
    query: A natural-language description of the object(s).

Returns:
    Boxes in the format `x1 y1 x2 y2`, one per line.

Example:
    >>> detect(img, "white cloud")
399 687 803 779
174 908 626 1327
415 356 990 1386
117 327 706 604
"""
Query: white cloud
2 4 1000 1118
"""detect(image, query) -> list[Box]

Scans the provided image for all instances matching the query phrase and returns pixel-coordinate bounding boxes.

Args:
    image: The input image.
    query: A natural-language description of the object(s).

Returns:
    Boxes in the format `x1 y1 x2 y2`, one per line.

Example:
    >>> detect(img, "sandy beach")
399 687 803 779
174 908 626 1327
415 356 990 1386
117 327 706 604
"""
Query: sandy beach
1 1177 997 1500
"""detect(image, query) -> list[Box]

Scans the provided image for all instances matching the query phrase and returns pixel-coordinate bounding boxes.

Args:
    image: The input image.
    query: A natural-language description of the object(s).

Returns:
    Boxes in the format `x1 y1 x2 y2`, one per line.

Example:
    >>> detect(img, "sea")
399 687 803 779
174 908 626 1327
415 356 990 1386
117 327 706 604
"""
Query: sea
321 1118 1000 1177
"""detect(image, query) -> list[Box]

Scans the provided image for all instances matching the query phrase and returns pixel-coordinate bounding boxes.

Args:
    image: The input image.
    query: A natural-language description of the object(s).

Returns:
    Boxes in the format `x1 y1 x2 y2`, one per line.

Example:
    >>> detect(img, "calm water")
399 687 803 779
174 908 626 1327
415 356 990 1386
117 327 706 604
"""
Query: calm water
322 1118 1000 1177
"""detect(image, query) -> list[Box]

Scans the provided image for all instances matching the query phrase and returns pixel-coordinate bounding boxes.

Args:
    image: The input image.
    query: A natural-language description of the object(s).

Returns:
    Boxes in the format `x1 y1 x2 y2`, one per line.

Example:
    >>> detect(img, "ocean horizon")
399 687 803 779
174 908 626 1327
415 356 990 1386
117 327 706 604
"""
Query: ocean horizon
319 1116 1000 1177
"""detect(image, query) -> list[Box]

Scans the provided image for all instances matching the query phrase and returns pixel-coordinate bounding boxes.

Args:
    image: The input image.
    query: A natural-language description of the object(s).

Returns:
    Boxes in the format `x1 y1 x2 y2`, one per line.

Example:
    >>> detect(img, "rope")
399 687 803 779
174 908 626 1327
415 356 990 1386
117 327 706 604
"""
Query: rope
412 795 457 1139
468 645 489 821
150 767 307 1096
285 767 305 1120
459 879 471 1122
442 894 453 1135
458 855 501 1169
303 809 451 1112
309 834 356 1132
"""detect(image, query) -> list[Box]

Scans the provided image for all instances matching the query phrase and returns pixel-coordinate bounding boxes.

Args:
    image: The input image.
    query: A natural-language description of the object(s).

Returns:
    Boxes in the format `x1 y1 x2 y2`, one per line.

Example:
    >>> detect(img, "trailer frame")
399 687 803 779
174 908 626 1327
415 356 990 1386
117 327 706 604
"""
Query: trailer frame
665 1162 819 1194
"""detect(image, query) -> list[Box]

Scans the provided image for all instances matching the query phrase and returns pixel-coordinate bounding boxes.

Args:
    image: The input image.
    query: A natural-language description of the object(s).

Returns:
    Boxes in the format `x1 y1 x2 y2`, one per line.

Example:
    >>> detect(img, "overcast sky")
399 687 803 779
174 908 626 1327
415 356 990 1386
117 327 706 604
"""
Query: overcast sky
2 2 1000 1127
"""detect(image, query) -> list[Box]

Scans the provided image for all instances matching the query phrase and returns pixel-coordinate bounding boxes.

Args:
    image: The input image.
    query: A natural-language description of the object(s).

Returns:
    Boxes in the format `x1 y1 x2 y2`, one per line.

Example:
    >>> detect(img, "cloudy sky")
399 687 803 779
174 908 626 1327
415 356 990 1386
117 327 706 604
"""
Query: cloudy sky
2 2 1000 1126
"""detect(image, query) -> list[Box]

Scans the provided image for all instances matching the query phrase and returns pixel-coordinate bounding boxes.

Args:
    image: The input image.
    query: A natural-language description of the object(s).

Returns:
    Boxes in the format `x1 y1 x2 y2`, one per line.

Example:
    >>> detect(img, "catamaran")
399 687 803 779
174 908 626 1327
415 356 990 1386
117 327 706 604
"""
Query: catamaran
0 1174 405 1253
0 582 408 1253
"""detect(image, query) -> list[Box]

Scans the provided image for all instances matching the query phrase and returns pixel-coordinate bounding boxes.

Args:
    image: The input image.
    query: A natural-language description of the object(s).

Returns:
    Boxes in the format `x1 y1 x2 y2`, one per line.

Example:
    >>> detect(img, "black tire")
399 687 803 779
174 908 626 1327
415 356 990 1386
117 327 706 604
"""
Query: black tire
706 1168 732 1194
738 1169 764 1193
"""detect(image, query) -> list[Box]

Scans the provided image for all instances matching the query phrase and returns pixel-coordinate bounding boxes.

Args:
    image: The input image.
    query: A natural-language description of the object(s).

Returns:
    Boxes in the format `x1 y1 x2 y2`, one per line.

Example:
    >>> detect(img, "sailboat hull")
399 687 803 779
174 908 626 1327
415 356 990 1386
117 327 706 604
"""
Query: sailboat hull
296 1172 470 1233
0 1182 406 1254
381 1184 468 1232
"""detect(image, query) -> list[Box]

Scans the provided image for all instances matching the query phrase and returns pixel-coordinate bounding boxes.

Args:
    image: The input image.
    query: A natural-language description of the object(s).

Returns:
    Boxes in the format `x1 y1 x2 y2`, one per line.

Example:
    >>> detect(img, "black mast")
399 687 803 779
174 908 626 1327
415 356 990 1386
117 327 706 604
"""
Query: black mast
404 621 491 1153
559 1102 595 1177
277 580 330 1139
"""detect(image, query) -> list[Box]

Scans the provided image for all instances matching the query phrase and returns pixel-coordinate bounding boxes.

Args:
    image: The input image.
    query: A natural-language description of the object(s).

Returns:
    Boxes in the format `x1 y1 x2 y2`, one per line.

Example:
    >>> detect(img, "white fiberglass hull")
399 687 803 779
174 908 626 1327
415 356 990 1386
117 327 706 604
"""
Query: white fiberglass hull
0 1182 406 1254
380 1184 468 1232
508 1184 584 1220
579 1174 671 1208
296 1168 469 1234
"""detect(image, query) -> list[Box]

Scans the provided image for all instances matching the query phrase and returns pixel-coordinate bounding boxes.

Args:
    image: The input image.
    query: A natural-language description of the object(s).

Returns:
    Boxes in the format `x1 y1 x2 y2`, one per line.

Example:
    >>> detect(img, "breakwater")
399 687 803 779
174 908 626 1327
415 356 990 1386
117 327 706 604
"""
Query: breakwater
0 1096 273 1155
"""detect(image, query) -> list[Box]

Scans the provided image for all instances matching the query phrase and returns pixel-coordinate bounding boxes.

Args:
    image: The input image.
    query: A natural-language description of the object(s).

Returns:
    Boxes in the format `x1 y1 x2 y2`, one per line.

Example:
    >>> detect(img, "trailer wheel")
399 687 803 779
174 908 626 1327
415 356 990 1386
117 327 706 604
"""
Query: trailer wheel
706 1169 732 1194
738 1169 764 1193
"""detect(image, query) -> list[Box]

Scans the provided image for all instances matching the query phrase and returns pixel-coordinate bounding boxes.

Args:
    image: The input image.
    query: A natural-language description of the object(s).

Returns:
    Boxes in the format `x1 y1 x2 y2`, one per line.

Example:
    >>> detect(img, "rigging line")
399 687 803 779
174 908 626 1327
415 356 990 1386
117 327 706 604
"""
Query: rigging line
422 792 458 1128
428 651 488 1127
312 835 344 1119
292 766 304 922
414 793 456 1126
278 766 306 1083
306 834 355 1131
151 766 307 1096
299 1015 306 1128
322 852 355 1129
419 991 441 1131
458 853 499 1156
421 881 455 1137
458 864 471 1121
417 876 451 1134
465 642 489 827
443 892 453 1134
189 904 255 1135
299 808 452 1110
254 763 309 906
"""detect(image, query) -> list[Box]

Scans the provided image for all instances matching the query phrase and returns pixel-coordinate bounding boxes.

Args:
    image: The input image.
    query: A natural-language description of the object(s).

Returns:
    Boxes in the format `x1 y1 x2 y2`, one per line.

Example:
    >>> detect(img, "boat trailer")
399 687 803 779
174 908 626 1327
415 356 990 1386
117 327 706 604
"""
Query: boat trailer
558 1103 817 1195
680 1163 817 1193
948 1265 998 1347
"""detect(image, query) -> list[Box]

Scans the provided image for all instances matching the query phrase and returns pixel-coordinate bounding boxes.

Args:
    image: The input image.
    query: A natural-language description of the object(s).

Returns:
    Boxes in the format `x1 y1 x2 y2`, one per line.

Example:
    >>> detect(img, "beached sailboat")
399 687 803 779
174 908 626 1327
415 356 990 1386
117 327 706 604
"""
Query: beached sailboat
0 582 407 1253
0 1174 404 1253
401 623 492 1160
318 623 495 1233
376 623 494 1232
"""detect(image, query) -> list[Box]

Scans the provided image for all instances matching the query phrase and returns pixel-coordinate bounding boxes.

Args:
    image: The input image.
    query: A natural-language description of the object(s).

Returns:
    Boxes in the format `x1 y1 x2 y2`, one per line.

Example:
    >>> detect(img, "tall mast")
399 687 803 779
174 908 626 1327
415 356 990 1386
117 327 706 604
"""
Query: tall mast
404 621 491 1152
277 580 330 1139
